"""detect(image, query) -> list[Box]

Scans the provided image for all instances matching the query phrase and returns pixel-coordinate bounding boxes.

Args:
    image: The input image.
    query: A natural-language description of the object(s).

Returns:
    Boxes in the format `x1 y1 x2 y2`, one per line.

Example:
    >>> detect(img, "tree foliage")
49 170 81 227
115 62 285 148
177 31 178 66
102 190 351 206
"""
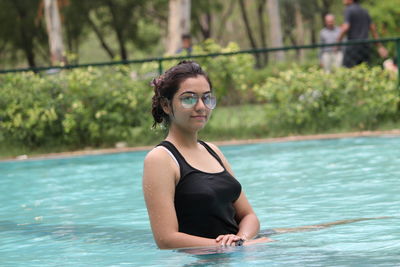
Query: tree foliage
1 63 398 150
0 0 48 68
364 0 400 37
0 0 399 69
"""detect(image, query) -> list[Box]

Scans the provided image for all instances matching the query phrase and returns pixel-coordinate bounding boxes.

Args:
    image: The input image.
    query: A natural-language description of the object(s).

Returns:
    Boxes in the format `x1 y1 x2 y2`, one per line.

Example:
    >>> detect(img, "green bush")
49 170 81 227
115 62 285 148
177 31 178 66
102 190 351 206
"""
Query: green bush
0 66 153 148
253 64 399 134
1 59 399 155
193 39 256 104
0 72 60 146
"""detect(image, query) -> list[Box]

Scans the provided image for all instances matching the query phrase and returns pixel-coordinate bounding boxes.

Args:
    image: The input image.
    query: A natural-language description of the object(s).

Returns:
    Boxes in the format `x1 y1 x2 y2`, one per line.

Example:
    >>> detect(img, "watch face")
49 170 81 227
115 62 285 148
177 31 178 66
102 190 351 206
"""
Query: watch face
235 239 244 246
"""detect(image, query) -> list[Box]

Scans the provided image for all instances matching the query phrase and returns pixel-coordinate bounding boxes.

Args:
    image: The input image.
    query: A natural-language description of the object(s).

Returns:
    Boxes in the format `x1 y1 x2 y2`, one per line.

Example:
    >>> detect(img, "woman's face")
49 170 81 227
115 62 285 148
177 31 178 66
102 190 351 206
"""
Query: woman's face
167 75 214 132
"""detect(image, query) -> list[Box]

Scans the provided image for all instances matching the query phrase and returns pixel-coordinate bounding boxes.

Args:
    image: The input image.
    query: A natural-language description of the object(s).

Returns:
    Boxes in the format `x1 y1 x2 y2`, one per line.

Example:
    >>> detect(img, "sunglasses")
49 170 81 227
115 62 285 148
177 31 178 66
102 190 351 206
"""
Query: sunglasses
179 92 217 109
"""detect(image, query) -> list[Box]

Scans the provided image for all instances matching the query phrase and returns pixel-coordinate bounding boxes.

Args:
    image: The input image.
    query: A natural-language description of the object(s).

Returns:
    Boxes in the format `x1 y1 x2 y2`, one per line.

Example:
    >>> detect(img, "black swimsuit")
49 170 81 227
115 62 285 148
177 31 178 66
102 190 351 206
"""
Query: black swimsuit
158 140 242 239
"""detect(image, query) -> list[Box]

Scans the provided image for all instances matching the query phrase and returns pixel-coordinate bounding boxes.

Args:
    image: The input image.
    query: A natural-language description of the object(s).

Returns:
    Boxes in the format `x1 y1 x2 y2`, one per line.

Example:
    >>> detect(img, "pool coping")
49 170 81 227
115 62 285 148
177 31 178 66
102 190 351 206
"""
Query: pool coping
2 129 400 162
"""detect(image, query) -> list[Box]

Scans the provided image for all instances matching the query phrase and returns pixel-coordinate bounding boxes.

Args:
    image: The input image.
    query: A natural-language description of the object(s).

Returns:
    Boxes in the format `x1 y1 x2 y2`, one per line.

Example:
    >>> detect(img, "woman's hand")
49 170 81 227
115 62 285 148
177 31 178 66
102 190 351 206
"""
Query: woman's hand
215 234 243 247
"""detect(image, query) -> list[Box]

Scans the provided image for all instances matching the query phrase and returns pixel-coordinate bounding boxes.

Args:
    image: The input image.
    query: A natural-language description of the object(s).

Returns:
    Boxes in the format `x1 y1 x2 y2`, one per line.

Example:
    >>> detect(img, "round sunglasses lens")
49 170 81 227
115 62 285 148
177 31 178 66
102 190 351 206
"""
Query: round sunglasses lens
204 96 216 109
181 96 198 108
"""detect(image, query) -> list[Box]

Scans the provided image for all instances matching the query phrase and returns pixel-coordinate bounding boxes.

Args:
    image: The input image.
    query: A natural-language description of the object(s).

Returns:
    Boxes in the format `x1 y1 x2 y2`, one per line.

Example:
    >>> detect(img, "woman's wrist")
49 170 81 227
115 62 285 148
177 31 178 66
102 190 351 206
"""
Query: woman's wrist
233 233 248 246
238 233 249 241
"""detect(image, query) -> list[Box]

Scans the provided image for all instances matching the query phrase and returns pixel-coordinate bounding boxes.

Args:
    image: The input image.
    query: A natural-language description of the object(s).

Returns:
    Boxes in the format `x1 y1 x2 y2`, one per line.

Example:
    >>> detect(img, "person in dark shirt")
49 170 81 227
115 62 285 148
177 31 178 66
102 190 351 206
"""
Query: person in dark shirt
175 34 193 55
337 0 388 67
142 61 270 249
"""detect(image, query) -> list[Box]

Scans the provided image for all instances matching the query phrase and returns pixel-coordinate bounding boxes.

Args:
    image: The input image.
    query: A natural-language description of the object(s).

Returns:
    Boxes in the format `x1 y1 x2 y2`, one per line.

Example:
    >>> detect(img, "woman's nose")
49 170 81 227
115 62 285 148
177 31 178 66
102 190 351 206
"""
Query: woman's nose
194 97 206 110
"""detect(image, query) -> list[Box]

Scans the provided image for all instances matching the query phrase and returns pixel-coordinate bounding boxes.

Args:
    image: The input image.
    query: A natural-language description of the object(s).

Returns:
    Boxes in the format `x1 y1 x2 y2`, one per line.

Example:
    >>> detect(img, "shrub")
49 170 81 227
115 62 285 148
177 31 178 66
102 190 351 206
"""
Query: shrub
193 39 256 104
0 66 153 148
1 58 398 153
253 64 399 134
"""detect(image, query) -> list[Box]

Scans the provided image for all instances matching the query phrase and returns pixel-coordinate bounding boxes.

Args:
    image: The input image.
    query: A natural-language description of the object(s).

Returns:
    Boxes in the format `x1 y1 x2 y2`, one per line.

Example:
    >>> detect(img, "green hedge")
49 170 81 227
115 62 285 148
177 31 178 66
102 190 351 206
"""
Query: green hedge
0 66 153 148
253 64 399 134
0 58 399 153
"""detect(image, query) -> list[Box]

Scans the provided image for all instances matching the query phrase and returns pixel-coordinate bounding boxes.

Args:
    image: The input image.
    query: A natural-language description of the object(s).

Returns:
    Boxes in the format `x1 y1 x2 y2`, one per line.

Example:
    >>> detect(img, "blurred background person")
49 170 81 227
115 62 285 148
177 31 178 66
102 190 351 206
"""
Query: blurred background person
319 14 343 73
337 0 388 68
383 57 398 74
176 34 193 55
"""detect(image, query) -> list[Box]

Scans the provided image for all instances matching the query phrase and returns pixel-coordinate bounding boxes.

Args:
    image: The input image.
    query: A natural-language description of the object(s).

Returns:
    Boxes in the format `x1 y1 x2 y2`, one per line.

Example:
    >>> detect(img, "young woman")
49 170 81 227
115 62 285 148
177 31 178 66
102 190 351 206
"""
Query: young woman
142 60 389 250
142 61 270 249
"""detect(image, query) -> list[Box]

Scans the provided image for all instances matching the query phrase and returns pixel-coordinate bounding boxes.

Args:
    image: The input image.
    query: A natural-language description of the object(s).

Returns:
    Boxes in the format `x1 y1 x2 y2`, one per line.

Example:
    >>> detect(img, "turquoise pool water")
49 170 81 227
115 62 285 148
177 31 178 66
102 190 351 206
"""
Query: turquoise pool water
1 136 399 266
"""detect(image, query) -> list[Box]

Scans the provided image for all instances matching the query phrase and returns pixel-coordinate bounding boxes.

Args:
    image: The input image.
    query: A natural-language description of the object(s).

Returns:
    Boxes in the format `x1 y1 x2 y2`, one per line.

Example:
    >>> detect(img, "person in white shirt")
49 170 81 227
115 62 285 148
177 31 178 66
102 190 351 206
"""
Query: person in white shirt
319 14 343 73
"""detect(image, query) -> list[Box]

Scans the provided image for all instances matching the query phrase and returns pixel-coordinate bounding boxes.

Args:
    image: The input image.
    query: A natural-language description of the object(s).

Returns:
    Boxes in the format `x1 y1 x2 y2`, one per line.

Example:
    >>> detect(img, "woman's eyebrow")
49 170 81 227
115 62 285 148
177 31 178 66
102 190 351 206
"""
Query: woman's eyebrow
179 90 211 96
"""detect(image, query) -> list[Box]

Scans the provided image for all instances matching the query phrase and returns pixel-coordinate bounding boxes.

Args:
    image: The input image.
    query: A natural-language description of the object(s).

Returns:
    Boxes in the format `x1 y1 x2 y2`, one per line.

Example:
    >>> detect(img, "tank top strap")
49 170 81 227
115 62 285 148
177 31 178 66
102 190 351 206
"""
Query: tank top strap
197 140 225 167
157 140 225 173
157 141 189 174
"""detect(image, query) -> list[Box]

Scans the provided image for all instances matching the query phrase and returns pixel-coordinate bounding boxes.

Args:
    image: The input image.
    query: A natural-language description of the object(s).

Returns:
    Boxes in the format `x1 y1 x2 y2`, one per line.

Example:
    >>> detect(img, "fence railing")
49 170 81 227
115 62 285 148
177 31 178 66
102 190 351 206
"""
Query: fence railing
1 37 399 85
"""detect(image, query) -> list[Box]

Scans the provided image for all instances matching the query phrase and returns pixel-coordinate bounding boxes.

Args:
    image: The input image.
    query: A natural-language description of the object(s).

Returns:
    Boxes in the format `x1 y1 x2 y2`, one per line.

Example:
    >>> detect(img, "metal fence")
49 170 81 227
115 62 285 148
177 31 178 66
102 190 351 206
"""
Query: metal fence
1 37 399 85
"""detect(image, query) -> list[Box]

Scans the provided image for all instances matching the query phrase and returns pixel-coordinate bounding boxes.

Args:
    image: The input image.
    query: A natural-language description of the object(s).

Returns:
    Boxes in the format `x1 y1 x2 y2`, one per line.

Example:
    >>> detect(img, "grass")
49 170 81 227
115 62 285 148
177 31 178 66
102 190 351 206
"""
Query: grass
1 104 400 160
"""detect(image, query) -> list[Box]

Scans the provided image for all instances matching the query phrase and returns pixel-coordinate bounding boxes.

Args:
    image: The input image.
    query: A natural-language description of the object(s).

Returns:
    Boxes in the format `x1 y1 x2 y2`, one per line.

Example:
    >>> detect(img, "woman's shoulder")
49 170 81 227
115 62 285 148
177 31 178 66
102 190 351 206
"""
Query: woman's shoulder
143 144 179 180
144 144 171 163
144 143 174 168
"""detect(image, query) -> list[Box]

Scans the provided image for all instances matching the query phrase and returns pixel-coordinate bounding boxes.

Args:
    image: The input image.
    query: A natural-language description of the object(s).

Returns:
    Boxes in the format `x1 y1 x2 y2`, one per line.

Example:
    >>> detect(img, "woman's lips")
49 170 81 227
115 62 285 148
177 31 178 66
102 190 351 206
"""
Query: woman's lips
191 115 206 119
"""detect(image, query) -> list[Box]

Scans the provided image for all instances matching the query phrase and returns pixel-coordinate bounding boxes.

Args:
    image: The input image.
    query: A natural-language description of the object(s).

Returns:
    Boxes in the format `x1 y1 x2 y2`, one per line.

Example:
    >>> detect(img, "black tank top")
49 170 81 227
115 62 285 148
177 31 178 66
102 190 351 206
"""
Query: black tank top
158 140 242 239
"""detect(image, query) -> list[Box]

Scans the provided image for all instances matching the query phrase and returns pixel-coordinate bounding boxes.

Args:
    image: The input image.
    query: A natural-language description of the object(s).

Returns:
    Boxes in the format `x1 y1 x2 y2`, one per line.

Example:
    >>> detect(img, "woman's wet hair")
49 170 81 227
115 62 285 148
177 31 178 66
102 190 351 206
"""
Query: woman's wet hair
151 60 212 128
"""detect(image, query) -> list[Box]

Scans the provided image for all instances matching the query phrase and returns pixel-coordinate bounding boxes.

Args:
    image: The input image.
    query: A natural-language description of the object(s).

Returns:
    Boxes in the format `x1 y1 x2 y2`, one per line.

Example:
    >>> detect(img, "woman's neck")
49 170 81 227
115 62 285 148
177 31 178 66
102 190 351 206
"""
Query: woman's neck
166 125 199 148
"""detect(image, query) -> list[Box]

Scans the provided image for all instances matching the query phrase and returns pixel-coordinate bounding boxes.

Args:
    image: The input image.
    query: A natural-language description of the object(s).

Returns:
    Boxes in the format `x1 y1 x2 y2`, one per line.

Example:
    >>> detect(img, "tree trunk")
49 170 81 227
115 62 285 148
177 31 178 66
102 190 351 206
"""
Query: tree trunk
167 0 191 55
106 0 128 60
267 0 284 62
216 1 236 40
310 14 317 45
20 29 37 69
198 12 212 40
12 1 37 68
115 28 128 60
44 0 66 65
257 0 268 66
294 1 305 61
87 14 115 59
238 0 261 68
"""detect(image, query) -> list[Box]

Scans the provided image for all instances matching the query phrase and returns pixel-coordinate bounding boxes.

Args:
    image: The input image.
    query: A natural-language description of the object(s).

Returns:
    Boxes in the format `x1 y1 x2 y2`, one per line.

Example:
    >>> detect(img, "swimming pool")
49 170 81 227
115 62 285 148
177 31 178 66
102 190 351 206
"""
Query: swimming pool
1 136 399 266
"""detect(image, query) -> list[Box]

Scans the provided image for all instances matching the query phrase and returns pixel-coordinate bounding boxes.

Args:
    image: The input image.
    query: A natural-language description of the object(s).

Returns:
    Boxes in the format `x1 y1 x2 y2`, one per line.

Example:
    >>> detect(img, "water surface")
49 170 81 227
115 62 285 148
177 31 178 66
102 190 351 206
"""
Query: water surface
1 137 399 266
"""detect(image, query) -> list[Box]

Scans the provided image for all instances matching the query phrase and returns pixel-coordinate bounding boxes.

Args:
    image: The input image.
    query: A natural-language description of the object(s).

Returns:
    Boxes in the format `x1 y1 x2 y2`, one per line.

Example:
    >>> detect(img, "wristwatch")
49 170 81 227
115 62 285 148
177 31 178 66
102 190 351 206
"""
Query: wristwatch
235 238 245 246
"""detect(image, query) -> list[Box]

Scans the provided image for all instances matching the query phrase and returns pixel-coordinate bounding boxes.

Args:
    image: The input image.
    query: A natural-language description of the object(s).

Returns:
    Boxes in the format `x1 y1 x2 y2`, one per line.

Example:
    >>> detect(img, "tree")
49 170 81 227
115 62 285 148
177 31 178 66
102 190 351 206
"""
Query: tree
294 0 305 61
68 0 160 61
364 0 400 38
257 0 268 53
238 0 267 67
267 0 284 61
167 0 191 55
0 0 49 69
190 0 226 41
59 0 89 63
44 0 66 65
238 0 258 52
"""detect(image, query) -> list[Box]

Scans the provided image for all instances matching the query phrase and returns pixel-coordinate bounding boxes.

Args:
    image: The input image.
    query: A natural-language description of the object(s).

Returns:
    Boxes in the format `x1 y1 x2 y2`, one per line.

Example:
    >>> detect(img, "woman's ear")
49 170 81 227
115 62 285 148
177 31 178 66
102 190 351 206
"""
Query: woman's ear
161 98 171 115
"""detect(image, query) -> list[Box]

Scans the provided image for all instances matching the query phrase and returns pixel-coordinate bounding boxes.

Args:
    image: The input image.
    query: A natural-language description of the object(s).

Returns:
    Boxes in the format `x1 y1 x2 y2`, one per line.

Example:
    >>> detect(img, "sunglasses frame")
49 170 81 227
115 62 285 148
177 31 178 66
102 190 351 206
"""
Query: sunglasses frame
178 92 217 110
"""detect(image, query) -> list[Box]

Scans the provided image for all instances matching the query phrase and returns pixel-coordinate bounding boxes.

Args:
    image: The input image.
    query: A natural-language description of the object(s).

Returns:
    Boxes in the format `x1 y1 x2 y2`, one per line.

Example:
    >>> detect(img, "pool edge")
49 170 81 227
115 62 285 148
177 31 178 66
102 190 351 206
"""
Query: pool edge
2 129 400 162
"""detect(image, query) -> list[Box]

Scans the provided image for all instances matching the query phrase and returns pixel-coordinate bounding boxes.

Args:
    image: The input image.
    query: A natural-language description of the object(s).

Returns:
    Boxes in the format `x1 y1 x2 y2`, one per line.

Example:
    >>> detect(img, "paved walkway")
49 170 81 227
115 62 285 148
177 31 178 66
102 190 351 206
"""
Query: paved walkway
2 129 400 162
